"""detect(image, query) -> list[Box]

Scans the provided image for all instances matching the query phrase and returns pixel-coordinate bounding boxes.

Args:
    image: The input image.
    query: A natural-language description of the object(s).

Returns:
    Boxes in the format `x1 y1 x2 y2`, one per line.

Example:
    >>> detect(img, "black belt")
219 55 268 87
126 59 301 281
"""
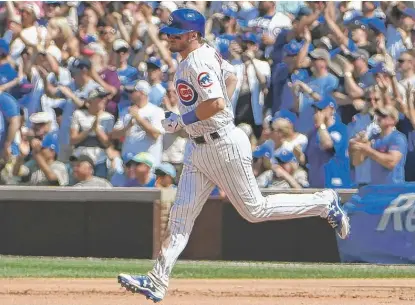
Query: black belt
193 131 221 144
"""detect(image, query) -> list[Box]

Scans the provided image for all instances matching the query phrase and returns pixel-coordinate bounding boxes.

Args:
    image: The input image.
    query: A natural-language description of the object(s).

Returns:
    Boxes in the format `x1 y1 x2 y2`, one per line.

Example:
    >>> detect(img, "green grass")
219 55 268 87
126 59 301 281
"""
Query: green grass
0 256 414 279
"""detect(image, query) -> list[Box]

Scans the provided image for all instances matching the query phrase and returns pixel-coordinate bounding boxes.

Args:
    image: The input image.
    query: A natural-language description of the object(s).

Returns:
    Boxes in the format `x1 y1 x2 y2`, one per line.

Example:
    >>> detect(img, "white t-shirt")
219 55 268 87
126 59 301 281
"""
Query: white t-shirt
114 102 165 166
71 110 115 164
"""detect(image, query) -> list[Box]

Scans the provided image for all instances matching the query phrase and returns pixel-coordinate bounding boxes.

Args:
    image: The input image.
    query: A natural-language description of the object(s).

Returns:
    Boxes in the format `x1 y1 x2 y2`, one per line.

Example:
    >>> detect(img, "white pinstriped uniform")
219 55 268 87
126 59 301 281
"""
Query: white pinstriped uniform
148 44 335 295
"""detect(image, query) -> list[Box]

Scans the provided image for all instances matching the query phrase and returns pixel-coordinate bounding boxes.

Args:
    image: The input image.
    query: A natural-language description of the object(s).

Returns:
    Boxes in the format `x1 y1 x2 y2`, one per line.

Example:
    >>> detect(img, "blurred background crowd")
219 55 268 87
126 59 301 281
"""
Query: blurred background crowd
0 1 414 191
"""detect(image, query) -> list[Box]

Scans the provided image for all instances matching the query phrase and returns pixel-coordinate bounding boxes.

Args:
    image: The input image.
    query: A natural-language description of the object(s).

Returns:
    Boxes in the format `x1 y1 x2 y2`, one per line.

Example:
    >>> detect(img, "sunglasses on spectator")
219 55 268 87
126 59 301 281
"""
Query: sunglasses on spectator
116 47 129 53
100 29 115 35
398 58 411 63
47 3 61 7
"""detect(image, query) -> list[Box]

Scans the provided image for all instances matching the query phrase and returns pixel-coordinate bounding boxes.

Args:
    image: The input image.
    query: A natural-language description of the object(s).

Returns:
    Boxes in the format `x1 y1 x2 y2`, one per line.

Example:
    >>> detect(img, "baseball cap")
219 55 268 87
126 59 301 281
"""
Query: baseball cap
160 8 206 37
222 7 237 19
69 154 95 167
375 105 399 121
113 39 130 52
275 149 296 164
159 1 178 13
0 39 10 56
87 87 110 100
350 49 370 62
70 57 92 72
309 48 331 61
41 132 59 153
241 32 258 44
124 80 151 95
252 144 273 159
146 57 162 69
313 36 333 50
272 109 297 125
155 162 177 178
401 8 415 19
131 152 155 168
367 18 386 35
29 112 53 124
312 96 337 110
348 17 369 31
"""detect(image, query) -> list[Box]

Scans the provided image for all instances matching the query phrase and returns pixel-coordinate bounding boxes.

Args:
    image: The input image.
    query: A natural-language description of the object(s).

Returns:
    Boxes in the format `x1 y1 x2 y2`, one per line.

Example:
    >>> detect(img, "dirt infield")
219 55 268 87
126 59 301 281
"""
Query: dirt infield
0 278 414 305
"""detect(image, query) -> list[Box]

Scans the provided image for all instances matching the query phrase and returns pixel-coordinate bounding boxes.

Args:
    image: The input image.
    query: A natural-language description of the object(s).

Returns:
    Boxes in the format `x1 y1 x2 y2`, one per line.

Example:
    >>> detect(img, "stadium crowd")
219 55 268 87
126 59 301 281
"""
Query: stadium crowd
0 1 414 190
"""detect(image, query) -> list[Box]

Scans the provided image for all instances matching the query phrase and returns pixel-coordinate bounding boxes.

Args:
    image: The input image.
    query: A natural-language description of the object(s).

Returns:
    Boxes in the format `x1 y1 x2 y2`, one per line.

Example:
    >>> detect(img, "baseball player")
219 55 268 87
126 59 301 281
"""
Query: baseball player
118 8 350 303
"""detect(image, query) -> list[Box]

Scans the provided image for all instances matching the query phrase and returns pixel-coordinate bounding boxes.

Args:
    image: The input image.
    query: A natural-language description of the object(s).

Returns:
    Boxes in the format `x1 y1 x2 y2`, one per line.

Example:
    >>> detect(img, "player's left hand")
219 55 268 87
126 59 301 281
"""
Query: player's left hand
162 111 184 133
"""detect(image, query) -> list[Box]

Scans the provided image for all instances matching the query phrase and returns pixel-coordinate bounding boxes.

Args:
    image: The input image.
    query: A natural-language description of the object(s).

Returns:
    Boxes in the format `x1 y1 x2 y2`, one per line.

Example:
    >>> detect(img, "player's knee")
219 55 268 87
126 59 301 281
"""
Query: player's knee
239 207 264 223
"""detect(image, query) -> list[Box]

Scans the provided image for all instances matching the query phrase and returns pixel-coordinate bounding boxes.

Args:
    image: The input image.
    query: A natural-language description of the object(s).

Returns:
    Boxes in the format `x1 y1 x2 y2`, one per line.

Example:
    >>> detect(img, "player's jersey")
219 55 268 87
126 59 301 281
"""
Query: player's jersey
174 43 234 137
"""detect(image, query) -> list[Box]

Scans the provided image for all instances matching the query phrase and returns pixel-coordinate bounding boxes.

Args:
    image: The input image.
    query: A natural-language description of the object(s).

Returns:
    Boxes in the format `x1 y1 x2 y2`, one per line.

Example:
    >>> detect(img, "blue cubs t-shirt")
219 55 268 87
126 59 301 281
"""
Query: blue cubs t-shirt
305 120 351 188
370 129 407 184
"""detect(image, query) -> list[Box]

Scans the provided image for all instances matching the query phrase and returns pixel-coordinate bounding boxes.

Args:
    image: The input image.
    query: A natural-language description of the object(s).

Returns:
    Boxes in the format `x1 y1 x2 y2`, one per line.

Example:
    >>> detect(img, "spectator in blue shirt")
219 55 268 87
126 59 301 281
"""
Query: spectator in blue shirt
213 8 238 60
0 92 20 163
146 57 167 107
0 39 21 96
123 152 156 187
386 7 415 61
155 162 176 189
113 39 139 88
298 96 351 188
292 48 339 134
351 105 407 185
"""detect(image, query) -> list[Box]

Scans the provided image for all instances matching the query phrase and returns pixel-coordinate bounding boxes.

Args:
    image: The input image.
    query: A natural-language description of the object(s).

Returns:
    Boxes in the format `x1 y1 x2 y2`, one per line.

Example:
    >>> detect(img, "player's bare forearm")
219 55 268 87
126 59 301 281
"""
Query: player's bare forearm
195 98 226 120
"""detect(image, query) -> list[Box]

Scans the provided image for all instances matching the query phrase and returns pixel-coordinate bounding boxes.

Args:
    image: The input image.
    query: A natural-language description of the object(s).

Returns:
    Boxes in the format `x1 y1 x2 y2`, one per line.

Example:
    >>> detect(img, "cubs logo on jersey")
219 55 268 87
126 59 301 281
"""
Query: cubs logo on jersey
197 72 213 88
176 79 198 106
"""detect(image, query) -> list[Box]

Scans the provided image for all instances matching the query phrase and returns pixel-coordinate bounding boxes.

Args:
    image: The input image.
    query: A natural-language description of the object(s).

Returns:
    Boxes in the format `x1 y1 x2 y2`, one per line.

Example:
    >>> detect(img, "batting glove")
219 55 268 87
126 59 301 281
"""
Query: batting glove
162 111 184 133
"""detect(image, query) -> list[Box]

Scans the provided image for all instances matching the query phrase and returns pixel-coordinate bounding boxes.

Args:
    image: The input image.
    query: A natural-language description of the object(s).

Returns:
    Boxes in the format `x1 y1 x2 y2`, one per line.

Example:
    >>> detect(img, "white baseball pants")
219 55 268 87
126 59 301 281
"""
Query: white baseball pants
149 124 332 294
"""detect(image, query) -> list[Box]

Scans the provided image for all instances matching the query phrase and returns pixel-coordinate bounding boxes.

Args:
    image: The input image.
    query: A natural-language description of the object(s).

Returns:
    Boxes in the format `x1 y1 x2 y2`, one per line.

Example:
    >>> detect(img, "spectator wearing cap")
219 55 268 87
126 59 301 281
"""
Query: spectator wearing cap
299 96 351 188
386 5 415 61
269 149 309 189
212 7 238 60
28 111 53 141
231 33 270 139
291 48 339 134
0 93 20 163
12 131 68 186
273 30 312 113
47 17 80 62
146 57 167 107
351 105 407 184
339 49 375 124
368 62 406 106
155 162 176 189
70 87 114 178
347 88 381 186
268 5 321 66
29 44 71 130
113 39 139 89
82 42 121 117
112 80 164 166
6 2 47 61
71 154 112 188
110 152 137 187
123 152 156 187
252 141 274 188
44 57 99 161
397 51 415 87
325 3 376 57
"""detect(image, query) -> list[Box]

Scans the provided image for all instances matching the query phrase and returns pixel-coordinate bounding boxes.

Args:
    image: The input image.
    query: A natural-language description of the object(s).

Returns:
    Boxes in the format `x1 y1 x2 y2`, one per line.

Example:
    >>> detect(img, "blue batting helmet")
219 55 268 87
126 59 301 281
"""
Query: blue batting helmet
160 8 205 37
